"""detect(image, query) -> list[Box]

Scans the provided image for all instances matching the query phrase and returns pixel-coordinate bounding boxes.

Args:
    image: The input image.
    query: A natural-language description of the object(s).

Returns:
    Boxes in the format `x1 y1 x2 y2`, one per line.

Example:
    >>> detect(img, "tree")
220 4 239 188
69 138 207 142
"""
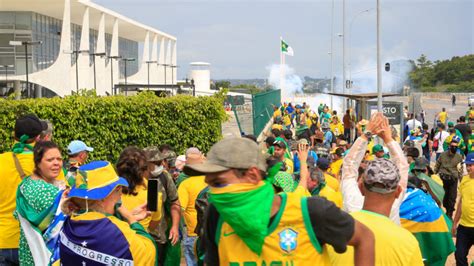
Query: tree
214 80 231 90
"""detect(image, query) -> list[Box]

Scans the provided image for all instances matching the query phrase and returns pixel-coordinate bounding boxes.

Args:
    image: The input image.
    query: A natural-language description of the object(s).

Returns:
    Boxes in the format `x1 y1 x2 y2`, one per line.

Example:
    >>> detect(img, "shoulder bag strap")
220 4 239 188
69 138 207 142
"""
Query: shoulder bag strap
12 153 27 179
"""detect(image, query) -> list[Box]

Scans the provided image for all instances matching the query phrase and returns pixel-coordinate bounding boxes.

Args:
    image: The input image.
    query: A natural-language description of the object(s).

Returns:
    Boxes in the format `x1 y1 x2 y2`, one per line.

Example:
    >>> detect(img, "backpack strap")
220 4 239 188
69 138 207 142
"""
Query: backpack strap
12 153 27 179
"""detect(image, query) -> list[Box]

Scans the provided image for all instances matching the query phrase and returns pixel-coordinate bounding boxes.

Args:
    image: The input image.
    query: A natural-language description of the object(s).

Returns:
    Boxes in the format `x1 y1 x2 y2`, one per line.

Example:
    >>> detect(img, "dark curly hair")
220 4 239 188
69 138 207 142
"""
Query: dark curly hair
33 141 61 177
116 146 148 196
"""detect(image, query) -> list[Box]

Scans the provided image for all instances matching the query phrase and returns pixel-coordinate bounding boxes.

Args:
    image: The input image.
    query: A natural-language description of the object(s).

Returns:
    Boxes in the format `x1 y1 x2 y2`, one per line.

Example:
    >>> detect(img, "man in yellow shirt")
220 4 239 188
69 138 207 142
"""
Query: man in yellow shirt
329 156 423 265
438 108 448 124
307 167 343 208
453 153 474 266
0 114 47 265
178 156 207 266
184 137 374 266
329 148 344 179
317 157 340 191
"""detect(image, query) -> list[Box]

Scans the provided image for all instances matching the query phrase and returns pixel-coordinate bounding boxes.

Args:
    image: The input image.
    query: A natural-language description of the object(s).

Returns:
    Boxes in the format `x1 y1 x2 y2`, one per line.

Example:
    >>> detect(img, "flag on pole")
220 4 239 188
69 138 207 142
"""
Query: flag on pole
281 39 294 56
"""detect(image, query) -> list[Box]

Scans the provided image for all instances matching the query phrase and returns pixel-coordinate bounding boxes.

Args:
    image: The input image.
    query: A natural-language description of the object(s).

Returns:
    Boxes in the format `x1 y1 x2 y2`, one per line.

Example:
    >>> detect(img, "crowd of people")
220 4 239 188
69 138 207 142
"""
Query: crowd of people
0 99 472 266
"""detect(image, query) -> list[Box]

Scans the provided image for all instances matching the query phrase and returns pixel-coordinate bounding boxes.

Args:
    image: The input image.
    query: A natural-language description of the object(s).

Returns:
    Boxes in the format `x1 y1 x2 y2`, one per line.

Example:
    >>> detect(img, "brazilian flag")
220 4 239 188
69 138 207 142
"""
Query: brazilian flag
400 188 455 266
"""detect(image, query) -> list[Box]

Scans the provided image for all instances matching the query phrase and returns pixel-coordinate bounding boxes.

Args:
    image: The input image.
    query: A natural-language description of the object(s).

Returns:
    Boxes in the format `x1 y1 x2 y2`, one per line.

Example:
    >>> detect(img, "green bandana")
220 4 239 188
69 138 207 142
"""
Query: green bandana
208 181 275 255
266 162 283 184
11 135 34 154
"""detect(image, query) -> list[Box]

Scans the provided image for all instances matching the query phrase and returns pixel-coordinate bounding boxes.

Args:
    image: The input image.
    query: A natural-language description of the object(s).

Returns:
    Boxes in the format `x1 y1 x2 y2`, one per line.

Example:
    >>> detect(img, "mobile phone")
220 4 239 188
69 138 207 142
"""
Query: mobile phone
147 179 158 212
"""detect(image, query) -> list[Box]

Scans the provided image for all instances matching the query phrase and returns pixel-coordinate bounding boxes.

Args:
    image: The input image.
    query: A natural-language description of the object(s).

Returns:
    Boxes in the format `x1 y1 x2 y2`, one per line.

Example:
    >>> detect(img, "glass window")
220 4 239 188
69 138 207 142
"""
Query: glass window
16 12 32 30
0 12 15 29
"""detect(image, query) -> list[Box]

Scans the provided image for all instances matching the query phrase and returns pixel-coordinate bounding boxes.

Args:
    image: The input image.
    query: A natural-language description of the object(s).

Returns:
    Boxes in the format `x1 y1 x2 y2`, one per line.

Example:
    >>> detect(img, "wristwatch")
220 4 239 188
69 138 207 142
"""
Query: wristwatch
364 131 373 139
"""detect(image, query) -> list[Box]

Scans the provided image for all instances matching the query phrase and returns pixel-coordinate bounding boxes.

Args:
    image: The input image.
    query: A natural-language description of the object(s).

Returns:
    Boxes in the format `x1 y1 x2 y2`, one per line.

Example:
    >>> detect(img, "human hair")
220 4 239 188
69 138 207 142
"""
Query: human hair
283 129 293 140
346 110 350 115
39 120 53 140
265 136 276 146
159 144 174 153
442 108 445 111
116 146 147 196
33 141 61 177
459 116 466 122
271 129 281 137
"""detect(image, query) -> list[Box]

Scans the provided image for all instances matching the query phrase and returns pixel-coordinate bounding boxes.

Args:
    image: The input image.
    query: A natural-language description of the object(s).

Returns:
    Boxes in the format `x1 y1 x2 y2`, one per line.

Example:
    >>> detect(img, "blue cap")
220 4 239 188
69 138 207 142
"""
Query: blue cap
67 140 94 155
465 153 474 165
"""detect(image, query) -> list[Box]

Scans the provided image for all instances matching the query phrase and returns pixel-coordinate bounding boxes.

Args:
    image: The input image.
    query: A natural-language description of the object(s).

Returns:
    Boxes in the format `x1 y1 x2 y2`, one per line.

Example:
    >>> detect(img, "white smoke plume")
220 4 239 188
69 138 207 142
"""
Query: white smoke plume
266 64 303 98
345 57 414 94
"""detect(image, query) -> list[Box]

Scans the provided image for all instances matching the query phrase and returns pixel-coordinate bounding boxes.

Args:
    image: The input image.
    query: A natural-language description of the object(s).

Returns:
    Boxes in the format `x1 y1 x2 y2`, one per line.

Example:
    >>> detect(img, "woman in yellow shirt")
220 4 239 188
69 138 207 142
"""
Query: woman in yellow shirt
330 115 344 136
116 147 161 231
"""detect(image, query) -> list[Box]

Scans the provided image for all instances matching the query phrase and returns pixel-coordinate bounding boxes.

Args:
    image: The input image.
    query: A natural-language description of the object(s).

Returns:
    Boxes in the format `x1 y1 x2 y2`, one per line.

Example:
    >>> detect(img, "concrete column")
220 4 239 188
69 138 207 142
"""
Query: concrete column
171 41 177 84
95 12 107 95
78 7 91 90
14 80 21 99
150 34 158 84
35 84 42 98
110 18 119 93
158 37 166 84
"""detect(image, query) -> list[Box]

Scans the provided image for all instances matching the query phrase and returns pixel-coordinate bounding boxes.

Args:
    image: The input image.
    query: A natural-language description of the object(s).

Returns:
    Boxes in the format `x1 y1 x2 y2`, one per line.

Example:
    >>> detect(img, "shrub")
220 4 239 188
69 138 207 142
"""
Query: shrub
0 92 226 162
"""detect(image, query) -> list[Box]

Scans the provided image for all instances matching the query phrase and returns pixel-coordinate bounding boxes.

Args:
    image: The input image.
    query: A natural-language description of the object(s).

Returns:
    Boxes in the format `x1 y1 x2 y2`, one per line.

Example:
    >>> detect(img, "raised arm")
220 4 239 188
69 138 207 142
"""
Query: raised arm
341 114 381 213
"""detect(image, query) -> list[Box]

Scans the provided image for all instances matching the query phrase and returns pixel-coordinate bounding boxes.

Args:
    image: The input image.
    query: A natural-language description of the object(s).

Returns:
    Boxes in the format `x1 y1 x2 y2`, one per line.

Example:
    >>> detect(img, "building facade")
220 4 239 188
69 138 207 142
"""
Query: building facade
0 0 177 98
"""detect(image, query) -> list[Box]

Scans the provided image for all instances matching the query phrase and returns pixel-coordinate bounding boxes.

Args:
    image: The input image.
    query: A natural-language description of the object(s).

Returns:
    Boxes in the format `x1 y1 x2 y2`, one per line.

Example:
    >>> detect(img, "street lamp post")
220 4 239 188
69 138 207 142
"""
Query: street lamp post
90 52 106 90
64 49 90 93
329 0 335 110
122 58 135 96
169 64 178 95
348 9 373 90
169 64 178 85
9 41 42 98
376 0 382 112
162 64 168 89
108 55 122 95
145 61 158 89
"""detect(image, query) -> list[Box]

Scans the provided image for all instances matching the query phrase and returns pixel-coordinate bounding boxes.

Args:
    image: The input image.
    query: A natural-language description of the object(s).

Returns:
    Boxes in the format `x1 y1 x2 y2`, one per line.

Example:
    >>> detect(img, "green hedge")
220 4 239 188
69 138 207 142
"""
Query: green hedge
0 92 226 162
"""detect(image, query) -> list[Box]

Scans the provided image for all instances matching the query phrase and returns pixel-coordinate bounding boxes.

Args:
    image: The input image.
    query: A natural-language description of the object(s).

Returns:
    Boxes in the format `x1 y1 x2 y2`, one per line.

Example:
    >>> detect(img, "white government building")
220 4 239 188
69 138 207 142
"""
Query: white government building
0 0 178 98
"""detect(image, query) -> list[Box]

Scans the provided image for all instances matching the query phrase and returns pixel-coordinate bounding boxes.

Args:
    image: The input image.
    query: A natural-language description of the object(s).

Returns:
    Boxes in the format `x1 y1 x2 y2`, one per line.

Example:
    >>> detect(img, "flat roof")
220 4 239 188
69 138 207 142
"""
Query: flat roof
327 92 400 100
1 0 176 42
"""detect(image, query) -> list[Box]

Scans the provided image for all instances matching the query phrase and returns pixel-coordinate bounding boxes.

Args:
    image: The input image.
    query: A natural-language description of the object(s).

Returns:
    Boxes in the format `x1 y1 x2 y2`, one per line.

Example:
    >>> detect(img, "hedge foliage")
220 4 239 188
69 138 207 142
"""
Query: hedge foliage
0 92 227 162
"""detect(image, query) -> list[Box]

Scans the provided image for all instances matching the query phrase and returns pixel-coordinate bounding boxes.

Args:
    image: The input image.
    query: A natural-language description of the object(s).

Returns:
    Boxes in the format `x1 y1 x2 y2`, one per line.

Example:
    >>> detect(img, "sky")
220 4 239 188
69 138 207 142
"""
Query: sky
95 0 473 83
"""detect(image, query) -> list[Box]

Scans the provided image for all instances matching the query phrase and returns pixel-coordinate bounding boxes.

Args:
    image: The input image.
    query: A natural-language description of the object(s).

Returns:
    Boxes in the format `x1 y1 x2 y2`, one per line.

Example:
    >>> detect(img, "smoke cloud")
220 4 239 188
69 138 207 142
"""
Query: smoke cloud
266 64 303 99
342 57 414 94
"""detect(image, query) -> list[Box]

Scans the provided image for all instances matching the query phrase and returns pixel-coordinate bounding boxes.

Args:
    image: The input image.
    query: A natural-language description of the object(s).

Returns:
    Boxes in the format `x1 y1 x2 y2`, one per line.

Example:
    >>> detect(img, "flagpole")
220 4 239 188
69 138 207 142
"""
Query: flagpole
280 37 285 95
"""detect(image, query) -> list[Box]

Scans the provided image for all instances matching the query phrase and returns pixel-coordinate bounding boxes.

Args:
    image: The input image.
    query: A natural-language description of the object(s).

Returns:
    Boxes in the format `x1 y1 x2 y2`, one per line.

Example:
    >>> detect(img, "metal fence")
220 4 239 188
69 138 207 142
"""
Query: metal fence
252 89 281 137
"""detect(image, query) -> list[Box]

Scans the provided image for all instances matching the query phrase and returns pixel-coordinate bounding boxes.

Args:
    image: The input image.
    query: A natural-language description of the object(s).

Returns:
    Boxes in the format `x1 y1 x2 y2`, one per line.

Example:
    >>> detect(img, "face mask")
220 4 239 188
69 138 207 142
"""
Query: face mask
450 146 457 153
150 165 164 177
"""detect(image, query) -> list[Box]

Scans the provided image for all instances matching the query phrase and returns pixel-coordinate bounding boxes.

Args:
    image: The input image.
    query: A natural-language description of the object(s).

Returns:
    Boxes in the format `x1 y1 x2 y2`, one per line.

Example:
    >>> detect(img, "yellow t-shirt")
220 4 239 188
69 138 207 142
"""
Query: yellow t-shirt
329 122 344 136
319 186 343 208
284 158 294 174
438 111 447 124
121 179 162 230
328 159 343 178
460 176 474 227
272 124 283 130
216 193 331 265
177 175 207 236
329 210 424 266
0 151 34 248
324 173 340 192
273 109 282 119
283 115 291 127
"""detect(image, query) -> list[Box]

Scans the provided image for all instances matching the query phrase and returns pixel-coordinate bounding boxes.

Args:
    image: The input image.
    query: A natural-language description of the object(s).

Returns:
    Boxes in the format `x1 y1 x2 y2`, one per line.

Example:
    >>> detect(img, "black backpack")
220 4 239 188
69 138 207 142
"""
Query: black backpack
194 186 210 237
